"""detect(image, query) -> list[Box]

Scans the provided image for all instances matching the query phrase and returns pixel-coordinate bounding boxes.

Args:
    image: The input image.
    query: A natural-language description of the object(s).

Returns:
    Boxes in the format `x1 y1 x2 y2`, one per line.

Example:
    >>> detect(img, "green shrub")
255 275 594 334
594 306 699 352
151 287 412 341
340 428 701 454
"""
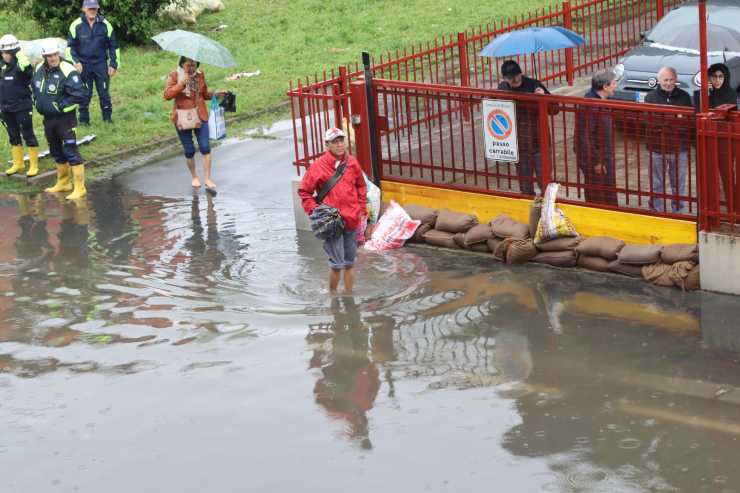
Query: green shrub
0 0 182 45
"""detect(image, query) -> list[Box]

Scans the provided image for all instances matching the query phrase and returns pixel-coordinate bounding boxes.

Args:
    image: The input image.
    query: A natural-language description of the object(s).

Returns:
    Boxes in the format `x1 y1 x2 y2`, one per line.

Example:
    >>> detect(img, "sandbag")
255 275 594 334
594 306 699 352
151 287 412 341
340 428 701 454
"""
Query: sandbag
608 260 644 278
453 233 467 249
464 223 494 246
577 255 612 272
534 183 578 244
617 244 663 265
492 238 511 262
506 239 538 264
491 214 530 239
535 236 582 252
469 243 491 253
403 204 439 226
528 197 543 238
407 223 432 243
668 261 697 290
660 244 699 264
364 200 420 251
641 263 677 287
532 250 578 268
423 230 458 249
435 209 478 234
683 264 701 291
576 236 625 260
487 238 503 257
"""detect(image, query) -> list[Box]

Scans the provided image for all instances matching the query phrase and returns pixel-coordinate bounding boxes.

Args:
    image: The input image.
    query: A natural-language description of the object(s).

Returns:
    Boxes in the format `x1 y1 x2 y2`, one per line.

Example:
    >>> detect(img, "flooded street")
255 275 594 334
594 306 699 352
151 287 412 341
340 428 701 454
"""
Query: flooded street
2 135 740 493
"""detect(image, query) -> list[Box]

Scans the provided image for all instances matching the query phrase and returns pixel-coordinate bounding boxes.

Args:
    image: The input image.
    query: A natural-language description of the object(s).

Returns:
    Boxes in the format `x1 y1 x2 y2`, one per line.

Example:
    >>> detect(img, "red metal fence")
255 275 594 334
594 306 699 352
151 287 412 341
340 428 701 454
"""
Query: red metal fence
698 110 740 231
288 0 685 171
366 79 698 219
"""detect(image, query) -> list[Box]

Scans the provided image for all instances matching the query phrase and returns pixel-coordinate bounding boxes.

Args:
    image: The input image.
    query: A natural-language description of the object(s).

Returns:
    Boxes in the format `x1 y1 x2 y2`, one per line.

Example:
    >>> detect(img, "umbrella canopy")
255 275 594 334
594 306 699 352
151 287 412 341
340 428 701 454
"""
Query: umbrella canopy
152 30 236 68
479 26 585 58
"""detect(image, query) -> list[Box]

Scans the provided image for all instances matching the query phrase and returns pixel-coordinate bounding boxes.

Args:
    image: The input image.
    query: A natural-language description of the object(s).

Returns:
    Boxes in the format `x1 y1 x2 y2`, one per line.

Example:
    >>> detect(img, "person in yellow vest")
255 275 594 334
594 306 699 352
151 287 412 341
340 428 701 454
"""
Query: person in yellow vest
32 40 87 200
0 34 40 177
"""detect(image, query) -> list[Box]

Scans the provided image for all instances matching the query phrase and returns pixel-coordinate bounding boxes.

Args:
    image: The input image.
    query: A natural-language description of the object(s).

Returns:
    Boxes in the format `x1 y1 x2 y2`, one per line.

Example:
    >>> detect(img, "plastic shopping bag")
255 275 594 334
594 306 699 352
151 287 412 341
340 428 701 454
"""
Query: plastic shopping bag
534 183 579 244
364 173 381 224
208 96 226 140
364 200 420 251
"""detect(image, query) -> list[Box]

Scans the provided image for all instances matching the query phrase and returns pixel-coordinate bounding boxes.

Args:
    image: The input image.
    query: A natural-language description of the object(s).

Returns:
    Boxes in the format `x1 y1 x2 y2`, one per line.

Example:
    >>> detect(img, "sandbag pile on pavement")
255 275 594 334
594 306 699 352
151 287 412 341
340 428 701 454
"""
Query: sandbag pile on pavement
379 198 701 292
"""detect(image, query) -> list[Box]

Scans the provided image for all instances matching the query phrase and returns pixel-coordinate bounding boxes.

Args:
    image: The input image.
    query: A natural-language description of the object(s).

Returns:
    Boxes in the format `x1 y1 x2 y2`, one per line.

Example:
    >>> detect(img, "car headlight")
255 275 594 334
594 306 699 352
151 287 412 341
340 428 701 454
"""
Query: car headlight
693 71 702 87
614 63 625 81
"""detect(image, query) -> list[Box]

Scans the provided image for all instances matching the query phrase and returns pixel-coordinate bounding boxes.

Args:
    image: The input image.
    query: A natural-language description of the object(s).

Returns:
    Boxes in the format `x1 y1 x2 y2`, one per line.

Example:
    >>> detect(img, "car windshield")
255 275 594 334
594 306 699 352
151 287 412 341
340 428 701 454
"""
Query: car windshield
647 5 740 51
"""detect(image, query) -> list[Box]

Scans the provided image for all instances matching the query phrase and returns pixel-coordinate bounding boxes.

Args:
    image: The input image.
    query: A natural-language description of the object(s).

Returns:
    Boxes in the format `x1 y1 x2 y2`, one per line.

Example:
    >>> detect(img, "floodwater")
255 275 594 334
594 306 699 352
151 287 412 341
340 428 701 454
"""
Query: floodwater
2 142 740 492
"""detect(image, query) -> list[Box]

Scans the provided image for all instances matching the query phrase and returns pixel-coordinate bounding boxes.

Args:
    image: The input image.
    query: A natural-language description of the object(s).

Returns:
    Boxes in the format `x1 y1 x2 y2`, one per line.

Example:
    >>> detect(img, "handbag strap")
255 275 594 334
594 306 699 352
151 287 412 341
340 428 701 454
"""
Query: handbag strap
316 160 347 204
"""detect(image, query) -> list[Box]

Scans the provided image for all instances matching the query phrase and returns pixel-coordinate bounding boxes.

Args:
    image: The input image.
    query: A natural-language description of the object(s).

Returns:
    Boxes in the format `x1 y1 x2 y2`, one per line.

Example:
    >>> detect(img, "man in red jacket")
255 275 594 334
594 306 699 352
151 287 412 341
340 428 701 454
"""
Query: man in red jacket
299 128 367 294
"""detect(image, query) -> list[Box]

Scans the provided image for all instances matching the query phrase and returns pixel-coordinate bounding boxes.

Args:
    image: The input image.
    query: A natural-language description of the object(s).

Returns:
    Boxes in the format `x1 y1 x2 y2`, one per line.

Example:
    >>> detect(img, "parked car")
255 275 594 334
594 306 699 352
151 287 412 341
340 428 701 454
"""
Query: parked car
615 0 740 103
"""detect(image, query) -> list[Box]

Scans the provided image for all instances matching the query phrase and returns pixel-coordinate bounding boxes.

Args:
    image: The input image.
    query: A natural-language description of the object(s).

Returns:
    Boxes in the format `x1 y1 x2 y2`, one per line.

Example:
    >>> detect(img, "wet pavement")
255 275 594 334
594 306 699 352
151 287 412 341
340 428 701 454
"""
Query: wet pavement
2 129 740 493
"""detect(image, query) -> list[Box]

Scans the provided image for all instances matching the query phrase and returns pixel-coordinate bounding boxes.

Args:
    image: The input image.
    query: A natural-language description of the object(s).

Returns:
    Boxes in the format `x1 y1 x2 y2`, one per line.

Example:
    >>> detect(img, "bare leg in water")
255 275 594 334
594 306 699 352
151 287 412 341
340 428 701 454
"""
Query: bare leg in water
186 157 201 188
343 267 354 294
329 269 341 294
203 153 216 190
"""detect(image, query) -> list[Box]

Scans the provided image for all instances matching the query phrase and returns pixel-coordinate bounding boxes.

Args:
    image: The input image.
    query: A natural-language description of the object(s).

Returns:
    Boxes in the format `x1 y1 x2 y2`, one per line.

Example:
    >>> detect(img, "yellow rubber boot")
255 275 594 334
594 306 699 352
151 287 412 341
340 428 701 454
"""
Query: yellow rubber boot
65 164 87 201
6 146 25 175
45 164 73 193
26 147 40 177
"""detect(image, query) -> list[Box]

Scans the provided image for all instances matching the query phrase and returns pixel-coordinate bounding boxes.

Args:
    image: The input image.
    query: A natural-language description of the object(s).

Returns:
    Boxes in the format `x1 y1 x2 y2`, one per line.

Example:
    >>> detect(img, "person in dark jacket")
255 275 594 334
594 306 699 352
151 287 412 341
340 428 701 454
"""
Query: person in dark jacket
695 63 739 217
67 0 119 124
644 66 693 213
0 34 40 177
33 40 87 200
497 60 550 196
575 69 618 206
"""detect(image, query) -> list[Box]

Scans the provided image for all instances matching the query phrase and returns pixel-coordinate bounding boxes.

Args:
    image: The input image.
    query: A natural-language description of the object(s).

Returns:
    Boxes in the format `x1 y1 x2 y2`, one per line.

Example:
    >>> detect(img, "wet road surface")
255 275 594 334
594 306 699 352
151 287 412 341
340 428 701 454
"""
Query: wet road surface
2 130 740 493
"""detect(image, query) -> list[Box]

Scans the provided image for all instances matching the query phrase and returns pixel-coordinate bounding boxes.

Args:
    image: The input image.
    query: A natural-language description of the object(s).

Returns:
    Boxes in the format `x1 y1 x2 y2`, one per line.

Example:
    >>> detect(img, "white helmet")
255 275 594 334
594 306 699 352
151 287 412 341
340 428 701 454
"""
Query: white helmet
40 39 60 56
0 34 20 52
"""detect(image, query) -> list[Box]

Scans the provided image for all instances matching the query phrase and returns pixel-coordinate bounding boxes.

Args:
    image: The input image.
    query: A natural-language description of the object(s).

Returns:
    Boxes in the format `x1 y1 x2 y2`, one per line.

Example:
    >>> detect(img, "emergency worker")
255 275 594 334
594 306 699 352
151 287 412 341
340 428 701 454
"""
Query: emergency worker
0 34 40 177
32 40 87 200
67 0 119 125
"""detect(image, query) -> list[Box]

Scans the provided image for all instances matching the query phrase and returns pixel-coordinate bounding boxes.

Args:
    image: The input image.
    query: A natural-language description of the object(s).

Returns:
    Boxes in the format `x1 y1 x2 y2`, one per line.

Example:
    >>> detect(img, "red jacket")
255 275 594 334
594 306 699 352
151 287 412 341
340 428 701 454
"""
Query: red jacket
163 69 213 125
299 151 367 231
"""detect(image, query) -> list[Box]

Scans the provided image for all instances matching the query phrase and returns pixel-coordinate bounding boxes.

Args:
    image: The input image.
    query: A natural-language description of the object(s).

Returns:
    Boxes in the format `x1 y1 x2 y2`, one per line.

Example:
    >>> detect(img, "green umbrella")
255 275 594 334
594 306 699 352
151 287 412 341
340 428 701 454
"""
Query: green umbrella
152 29 236 68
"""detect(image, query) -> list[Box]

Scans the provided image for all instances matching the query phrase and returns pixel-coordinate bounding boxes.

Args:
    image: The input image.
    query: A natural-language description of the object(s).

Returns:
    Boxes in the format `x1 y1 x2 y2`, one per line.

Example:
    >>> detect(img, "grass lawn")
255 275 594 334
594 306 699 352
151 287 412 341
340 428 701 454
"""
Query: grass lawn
0 0 552 191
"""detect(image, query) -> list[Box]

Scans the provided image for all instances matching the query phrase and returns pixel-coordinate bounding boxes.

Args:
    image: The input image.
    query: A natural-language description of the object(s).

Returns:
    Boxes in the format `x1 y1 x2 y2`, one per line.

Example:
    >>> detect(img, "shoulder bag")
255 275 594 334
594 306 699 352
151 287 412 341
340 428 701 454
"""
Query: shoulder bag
309 160 348 240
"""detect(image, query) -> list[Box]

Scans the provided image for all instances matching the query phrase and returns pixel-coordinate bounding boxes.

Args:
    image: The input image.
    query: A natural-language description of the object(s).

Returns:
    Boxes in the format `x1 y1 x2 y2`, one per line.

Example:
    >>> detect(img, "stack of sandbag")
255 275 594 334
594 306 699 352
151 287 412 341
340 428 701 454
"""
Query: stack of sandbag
403 205 439 243
608 243 662 277
575 236 626 272
489 214 537 263
641 243 700 291
421 208 479 250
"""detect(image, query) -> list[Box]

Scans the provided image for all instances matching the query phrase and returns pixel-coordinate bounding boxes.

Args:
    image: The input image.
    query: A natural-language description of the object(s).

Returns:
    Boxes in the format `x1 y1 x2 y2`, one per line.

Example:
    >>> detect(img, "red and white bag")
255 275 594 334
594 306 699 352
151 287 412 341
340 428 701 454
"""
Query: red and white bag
364 201 420 251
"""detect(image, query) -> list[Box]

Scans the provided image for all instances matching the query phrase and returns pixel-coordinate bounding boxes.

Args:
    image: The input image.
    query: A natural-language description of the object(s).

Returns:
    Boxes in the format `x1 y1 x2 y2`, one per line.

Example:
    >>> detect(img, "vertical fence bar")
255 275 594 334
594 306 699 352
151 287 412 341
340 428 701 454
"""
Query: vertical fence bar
656 0 664 21
563 1 575 86
538 98 553 189
458 32 471 121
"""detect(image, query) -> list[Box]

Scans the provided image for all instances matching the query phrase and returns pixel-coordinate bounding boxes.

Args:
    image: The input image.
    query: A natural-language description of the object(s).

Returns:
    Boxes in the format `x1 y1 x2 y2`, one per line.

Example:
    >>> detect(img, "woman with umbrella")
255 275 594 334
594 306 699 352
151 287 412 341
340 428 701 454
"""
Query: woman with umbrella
156 30 234 195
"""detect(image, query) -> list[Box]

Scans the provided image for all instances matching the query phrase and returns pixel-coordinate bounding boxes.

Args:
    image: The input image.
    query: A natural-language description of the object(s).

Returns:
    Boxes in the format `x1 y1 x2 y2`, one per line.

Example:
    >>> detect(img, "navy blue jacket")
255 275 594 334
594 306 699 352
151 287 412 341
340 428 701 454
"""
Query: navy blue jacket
0 52 34 112
32 60 87 117
67 13 119 68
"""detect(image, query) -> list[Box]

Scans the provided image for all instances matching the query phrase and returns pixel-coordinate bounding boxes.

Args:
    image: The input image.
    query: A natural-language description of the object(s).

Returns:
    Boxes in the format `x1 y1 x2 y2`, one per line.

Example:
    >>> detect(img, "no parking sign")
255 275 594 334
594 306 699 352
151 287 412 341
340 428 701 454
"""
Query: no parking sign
483 99 519 163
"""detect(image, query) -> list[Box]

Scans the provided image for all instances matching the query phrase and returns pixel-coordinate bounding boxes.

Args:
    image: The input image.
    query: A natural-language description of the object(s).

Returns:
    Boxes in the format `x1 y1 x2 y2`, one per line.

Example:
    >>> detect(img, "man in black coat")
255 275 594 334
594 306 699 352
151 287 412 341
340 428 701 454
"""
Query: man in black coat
497 60 550 196
644 66 693 213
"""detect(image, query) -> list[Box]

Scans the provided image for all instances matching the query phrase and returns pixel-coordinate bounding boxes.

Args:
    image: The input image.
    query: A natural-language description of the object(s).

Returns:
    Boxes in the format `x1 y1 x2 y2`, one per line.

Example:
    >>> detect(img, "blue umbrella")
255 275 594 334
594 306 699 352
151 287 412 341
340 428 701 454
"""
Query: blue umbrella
479 26 585 78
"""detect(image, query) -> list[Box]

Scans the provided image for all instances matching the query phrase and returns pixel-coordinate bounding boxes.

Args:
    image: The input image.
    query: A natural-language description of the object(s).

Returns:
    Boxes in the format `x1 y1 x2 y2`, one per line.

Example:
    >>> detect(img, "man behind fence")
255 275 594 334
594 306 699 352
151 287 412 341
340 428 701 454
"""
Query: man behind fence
644 66 692 213
497 60 550 196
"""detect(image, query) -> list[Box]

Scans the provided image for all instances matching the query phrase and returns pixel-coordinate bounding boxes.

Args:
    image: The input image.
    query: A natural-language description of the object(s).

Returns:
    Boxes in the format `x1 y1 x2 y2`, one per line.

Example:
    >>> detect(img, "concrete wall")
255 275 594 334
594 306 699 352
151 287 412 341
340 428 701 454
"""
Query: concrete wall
699 232 740 295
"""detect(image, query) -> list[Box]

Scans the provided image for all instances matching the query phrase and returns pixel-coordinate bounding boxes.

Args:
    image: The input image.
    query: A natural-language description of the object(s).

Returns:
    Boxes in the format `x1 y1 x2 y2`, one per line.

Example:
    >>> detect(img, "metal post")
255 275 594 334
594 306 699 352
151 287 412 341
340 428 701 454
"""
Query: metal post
363 51 382 187
349 80 373 178
563 1 575 86
698 0 709 114
656 0 664 21
538 98 552 191
458 32 472 120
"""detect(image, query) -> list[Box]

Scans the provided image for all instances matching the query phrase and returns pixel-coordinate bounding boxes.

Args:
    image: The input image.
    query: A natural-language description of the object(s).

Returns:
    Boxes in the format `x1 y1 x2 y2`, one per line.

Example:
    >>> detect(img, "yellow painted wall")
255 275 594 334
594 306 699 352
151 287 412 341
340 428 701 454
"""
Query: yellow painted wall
381 180 697 245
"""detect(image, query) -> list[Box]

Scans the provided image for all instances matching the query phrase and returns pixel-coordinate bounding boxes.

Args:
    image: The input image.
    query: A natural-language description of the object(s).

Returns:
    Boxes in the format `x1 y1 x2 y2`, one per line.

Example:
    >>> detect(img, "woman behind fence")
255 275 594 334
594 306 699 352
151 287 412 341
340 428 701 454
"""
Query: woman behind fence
575 69 618 206
164 56 225 195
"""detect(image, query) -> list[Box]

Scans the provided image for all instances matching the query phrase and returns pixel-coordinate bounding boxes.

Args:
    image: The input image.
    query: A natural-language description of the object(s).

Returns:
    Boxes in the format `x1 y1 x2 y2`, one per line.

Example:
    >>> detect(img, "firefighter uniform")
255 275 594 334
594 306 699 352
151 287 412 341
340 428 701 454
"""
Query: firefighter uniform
1 41 40 176
68 12 119 124
32 58 87 199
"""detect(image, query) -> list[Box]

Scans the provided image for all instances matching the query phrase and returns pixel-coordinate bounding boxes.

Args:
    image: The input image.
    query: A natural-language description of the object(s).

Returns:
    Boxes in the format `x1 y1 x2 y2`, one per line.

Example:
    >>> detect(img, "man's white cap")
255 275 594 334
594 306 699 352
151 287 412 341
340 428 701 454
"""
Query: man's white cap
324 127 347 142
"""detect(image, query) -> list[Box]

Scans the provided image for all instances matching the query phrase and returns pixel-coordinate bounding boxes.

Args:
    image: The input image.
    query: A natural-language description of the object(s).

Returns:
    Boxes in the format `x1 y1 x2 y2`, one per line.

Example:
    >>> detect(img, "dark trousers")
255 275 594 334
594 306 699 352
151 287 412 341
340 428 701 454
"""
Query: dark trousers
176 123 211 158
44 113 83 165
79 62 112 123
1 110 38 147
518 151 542 196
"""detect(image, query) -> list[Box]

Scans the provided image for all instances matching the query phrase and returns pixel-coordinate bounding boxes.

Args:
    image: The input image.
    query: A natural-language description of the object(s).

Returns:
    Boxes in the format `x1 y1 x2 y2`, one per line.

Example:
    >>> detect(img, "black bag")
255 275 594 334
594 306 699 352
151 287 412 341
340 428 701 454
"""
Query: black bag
220 92 236 113
309 163 347 240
